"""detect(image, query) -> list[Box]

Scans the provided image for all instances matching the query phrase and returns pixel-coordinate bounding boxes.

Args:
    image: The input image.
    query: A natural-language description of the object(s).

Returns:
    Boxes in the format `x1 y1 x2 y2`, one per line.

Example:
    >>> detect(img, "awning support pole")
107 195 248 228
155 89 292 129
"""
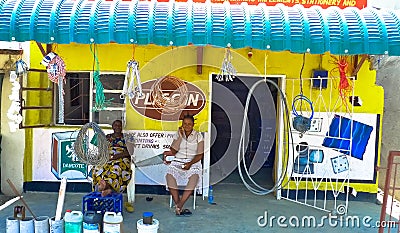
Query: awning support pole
352 54 368 77
197 46 203 74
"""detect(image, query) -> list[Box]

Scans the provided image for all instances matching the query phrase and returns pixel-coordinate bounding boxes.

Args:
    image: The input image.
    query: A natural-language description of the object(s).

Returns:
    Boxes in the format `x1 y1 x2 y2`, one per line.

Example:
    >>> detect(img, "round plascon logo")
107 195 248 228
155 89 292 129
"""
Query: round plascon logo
130 76 206 121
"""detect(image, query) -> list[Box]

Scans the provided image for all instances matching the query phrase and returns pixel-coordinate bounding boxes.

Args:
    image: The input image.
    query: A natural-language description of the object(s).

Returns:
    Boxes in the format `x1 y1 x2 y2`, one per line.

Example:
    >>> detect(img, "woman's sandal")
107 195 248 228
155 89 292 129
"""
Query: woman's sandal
181 209 192 216
124 202 134 213
175 207 192 217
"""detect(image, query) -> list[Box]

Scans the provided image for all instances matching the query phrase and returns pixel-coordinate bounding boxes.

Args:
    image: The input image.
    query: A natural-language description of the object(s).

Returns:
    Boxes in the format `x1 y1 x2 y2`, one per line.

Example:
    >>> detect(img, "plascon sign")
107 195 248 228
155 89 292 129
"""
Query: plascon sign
130 76 206 121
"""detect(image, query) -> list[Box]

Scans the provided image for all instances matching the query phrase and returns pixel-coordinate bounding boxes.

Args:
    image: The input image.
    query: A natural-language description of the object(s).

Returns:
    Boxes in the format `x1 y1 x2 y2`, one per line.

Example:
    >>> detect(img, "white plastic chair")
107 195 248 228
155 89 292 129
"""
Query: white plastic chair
168 166 204 210
126 141 135 204
127 164 135 203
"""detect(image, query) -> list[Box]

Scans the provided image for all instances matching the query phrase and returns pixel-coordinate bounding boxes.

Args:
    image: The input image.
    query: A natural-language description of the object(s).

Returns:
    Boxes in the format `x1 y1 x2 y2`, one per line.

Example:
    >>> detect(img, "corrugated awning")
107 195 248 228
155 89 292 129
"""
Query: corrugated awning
0 0 400 55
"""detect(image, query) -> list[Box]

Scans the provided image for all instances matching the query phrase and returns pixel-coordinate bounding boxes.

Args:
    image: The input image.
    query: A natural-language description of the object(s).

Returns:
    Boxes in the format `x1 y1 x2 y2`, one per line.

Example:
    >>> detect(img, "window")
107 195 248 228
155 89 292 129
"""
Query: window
63 72 90 125
89 73 126 125
23 71 125 127
63 72 126 126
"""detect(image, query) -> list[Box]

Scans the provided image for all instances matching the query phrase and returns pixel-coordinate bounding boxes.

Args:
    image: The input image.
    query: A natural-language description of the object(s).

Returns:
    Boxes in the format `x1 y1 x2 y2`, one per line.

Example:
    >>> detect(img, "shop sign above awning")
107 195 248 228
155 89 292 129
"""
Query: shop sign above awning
164 0 368 9
99 0 368 10
0 0 399 55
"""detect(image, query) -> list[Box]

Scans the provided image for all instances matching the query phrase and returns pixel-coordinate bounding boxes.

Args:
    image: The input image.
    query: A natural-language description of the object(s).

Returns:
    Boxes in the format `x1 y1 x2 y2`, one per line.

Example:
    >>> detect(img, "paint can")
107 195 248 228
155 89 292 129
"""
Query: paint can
83 211 102 233
64 210 83 233
49 217 64 233
6 217 19 233
142 212 153 225
20 216 34 233
137 219 159 233
103 212 123 233
34 216 50 233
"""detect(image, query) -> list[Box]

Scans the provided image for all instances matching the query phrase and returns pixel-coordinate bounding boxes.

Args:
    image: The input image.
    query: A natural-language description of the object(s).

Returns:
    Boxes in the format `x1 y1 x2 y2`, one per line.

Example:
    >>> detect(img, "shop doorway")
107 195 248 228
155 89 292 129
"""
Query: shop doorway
211 75 279 187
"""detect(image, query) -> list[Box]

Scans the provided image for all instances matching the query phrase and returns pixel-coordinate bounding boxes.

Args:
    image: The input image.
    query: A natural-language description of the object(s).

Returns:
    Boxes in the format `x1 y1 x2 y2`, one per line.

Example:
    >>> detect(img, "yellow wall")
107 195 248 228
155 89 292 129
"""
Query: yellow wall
26 42 383 193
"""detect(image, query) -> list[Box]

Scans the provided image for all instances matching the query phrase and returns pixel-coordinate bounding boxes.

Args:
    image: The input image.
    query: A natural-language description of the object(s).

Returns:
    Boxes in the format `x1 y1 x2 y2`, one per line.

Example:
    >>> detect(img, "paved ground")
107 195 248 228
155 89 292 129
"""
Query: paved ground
0 195 13 206
0 183 394 233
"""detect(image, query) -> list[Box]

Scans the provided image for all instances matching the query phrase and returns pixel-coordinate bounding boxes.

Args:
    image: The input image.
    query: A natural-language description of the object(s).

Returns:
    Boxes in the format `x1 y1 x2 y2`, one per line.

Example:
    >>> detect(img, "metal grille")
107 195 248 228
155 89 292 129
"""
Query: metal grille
280 75 358 214
379 151 400 233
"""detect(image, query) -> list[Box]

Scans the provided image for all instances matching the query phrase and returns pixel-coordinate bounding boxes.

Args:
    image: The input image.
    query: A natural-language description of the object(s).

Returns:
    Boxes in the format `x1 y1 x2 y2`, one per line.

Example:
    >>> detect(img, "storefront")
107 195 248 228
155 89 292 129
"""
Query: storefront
0 1 396 213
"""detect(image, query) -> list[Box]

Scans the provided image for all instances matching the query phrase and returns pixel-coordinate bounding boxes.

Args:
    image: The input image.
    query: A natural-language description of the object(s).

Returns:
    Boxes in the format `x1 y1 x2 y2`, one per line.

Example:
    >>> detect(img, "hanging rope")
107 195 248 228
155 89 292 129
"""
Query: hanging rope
3 55 14 74
120 60 143 100
292 53 314 137
292 95 314 137
216 44 237 82
74 122 109 166
41 51 67 123
90 43 109 112
151 76 188 114
338 57 352 112
147 42 188 115
329 55 353 112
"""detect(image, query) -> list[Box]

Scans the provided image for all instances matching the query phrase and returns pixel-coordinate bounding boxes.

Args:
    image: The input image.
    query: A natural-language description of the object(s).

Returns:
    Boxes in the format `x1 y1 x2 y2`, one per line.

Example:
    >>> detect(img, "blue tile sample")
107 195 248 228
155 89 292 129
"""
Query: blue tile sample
322 115 373 160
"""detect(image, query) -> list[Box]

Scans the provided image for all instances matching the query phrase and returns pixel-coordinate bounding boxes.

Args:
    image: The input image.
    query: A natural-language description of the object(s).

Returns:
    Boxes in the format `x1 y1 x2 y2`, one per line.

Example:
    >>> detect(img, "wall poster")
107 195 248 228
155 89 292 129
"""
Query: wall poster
288 112 378 182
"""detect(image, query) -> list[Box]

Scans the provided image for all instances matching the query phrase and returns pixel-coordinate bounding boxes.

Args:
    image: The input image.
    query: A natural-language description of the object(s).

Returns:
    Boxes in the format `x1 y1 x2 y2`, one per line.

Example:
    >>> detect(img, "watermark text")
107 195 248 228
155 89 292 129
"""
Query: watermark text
257 211 398 228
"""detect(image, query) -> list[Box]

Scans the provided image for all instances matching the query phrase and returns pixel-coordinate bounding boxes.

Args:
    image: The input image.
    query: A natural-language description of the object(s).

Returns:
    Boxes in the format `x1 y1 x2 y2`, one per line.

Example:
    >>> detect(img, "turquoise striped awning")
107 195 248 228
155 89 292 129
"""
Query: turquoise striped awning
1 0 400 55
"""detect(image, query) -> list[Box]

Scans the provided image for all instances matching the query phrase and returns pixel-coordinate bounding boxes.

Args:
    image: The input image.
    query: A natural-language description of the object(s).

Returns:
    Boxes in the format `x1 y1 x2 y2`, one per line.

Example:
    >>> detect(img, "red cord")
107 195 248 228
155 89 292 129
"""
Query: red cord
337 57 352 111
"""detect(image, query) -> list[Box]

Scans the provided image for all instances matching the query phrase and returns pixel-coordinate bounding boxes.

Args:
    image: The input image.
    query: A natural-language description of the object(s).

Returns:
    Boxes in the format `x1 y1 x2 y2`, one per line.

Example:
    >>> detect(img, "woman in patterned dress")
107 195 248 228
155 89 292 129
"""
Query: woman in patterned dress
92 120 134 212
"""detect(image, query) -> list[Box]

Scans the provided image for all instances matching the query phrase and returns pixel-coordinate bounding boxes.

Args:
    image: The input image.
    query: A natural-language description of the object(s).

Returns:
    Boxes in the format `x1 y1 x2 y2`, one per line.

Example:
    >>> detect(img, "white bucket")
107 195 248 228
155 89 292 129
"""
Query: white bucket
49 217 64 233
137 219 159 233
20 216 34 233
6 217 19 233
34 216 50 233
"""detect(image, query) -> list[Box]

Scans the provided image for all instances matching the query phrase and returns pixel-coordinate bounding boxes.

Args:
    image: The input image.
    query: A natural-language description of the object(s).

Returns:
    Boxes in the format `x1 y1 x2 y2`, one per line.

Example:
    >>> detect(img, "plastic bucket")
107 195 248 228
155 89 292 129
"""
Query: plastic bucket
6 217 19 233
20 216 34 233
137 219 159 233
49 217 64 233
34 216 50 233
143 212 153 225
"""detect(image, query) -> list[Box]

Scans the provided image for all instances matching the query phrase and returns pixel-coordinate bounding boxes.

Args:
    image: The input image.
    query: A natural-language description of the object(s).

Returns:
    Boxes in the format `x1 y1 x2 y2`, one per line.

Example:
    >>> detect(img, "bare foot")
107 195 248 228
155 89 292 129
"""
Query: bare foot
101 188 112 197
175 206 181 215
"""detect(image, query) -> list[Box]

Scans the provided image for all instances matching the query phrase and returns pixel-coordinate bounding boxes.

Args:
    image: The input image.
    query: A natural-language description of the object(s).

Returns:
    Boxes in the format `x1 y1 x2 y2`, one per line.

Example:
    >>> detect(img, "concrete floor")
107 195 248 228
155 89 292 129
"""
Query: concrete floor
0 183 390 233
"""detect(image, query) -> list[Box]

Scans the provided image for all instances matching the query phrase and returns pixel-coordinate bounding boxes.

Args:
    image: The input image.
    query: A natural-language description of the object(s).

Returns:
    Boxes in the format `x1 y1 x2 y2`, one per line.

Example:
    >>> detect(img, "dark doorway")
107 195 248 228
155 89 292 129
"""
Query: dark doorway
211 75 279 187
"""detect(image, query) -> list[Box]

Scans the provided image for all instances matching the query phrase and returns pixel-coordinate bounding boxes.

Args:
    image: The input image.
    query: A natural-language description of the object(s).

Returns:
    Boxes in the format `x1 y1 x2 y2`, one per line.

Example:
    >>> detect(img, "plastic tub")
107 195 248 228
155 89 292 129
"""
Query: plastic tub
137 219 159 233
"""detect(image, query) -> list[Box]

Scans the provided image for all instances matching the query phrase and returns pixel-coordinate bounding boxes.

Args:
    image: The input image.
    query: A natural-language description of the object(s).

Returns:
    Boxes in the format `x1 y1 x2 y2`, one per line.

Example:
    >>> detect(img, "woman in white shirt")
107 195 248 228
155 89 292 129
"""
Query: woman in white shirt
164 114 204 216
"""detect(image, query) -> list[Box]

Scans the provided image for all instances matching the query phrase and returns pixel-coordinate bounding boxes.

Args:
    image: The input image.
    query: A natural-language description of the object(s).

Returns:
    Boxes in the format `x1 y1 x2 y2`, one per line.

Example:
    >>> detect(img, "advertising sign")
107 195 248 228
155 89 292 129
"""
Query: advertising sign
130 76 206 121
51 131 88 180
126 130 176 185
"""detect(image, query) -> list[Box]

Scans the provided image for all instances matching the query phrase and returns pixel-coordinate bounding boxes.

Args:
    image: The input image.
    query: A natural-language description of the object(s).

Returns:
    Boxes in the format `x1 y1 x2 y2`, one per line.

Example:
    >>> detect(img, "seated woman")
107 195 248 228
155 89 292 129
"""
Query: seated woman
164 114 204 216
92 119 134 212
